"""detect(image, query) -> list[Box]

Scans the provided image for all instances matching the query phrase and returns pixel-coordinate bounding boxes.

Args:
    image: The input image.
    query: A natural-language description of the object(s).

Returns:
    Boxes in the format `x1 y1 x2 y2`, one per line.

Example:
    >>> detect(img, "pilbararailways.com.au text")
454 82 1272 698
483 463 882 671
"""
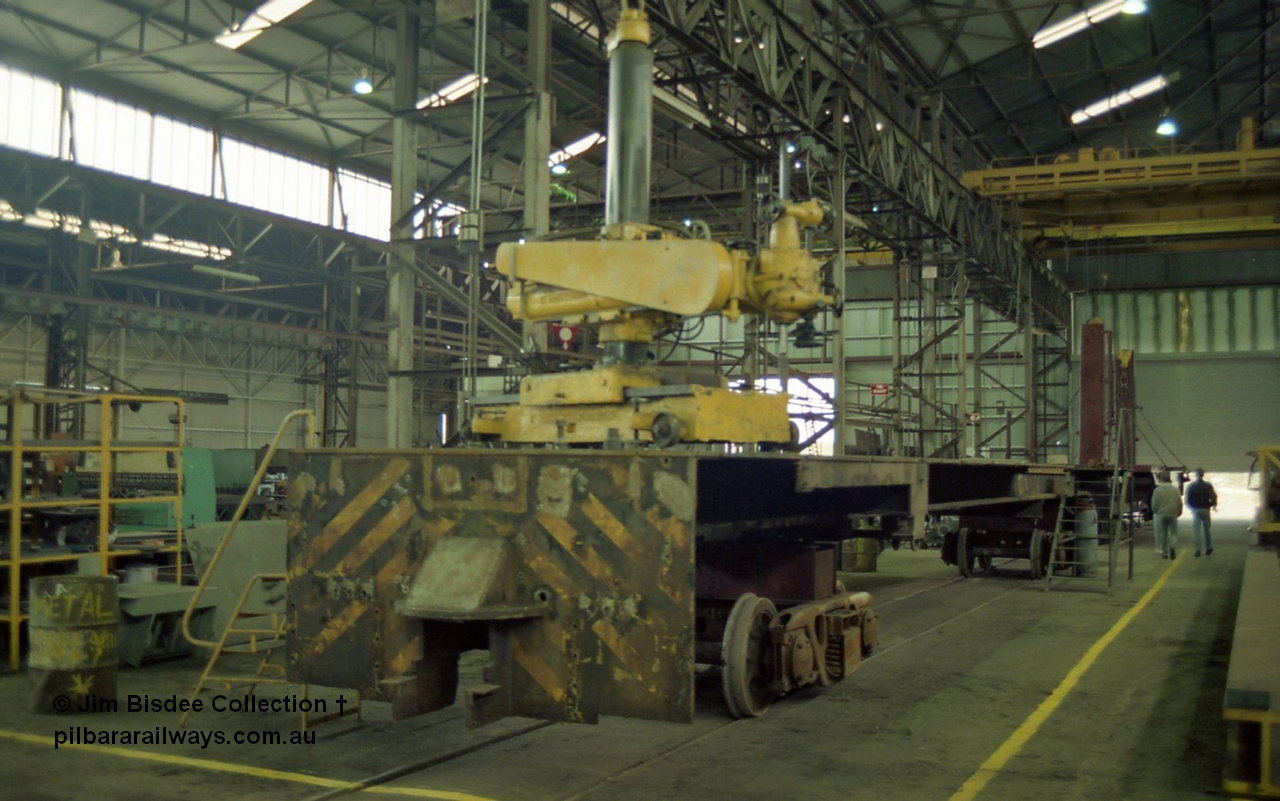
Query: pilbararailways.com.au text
54 726 316 749
46 693 353 748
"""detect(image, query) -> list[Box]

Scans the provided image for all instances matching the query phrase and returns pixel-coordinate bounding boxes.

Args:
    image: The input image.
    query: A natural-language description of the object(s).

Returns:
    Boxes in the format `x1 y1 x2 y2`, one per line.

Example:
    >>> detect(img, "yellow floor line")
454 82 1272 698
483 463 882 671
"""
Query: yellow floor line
949 553 1183 801
0 728 494 800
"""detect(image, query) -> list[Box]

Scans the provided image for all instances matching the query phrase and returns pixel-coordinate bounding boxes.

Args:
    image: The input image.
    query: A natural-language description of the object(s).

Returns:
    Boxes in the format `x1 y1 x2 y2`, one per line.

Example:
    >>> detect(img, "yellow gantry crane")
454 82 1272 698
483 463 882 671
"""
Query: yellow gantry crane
964 119 1280 253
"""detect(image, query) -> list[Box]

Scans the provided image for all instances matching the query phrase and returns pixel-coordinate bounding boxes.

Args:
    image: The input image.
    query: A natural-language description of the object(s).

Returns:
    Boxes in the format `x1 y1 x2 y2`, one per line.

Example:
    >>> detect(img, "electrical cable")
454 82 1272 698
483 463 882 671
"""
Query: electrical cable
1136 407 1185 468
1134 418 1165 465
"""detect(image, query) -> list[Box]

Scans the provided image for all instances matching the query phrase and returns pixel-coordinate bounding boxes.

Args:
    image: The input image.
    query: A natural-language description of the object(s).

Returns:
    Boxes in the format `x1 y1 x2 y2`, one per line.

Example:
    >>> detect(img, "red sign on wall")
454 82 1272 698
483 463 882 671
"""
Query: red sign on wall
549 323 579 351
870 383 890 396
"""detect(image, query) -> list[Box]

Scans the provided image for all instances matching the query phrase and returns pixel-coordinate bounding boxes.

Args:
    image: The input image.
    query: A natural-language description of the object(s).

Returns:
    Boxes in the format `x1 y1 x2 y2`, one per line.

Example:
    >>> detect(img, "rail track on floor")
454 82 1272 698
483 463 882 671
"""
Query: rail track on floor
298 562 1035 801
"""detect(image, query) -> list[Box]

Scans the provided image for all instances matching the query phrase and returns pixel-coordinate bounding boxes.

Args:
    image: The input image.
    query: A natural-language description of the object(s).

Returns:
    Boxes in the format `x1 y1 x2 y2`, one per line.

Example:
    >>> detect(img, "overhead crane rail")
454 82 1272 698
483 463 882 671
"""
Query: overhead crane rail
964 145 1280 198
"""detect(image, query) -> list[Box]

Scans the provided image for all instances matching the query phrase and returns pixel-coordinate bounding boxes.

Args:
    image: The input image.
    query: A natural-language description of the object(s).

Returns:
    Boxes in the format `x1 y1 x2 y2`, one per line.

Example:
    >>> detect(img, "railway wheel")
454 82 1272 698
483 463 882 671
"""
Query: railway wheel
1029 528 1052 580
957 527 975 577
721 593 779 718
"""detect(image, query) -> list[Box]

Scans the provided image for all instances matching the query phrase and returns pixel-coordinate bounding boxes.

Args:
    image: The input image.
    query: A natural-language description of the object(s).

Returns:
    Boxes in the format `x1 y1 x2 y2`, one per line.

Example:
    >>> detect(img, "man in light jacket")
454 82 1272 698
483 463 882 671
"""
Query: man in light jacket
1151 470 1183 559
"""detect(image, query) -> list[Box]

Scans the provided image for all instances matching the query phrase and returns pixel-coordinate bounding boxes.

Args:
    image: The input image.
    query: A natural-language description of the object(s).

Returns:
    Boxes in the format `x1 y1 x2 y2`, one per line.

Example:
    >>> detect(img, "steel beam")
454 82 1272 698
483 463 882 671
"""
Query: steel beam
387 2 421 449
642 0 1070 331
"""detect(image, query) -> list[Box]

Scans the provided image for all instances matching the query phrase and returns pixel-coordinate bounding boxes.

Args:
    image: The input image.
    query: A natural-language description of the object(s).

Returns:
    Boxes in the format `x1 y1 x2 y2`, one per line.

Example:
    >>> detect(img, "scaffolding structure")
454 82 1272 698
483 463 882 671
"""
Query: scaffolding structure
0 389 184 670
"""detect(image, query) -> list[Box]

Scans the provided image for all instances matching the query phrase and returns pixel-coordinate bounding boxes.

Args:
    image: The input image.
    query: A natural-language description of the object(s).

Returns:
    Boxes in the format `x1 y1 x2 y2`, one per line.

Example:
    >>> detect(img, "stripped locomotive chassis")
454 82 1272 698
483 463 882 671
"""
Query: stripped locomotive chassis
285 449 895 724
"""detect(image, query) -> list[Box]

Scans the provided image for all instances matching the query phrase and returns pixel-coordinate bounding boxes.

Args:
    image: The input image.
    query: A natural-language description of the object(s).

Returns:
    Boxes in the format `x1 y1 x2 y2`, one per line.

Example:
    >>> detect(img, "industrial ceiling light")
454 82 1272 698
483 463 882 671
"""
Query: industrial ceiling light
550 163 570 175
1156 117 1179 136
417 73 488 110
1033 0 1145 49
1069 73 1168 124
215 0 315 49
352 68 374 95
548 132 605 170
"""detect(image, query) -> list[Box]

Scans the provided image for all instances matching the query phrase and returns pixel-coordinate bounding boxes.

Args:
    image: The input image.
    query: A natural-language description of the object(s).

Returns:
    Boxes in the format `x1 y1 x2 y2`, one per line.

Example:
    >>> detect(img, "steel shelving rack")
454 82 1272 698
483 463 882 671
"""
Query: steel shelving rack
1 389 184 670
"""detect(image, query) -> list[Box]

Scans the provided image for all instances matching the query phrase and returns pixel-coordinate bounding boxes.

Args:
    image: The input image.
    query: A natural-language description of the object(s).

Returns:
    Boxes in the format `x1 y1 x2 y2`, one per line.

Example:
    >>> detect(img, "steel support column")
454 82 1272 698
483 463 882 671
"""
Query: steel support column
42 194 91 438
521 0 552 354
387 1 421 448
1023 292 1038 462
462 0 489 413
971 311 983 458
319 258 364 447
1036 330 1071 463
832 99 848 455
892 252 966 458
955 273 969 460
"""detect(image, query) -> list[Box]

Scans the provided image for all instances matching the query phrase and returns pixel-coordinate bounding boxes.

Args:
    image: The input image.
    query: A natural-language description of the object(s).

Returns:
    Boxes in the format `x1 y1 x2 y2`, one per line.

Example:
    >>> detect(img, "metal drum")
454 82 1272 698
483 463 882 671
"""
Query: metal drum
1074 499 1100 577
28 575 119 714
851 537 881 573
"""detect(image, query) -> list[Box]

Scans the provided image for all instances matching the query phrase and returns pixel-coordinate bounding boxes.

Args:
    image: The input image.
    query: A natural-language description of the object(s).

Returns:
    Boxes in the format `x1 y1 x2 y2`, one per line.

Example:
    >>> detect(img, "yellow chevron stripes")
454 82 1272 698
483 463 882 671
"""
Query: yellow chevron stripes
645 506 689 554
287 451 700 723
644 507 692 609
388 634 423 677
537 511 611 579
374 549 418 677
513 637 565 704
374 550 410 596
422 513 459 542
592 619 640 670
295 457 411 572
525 550 575 597
299 600 367 661
581 493 641 559
336 494 416 574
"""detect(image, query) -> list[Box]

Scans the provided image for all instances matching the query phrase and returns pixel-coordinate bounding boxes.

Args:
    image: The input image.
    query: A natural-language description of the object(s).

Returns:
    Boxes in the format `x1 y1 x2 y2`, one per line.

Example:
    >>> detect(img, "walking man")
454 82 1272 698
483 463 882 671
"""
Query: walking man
1151 470 1183 559
1185 468 1218 556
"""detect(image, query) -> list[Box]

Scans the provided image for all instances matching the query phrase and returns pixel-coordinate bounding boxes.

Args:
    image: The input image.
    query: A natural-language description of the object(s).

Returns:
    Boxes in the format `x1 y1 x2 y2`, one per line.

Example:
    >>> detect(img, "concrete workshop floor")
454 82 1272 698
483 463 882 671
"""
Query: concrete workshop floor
0 519 1253 801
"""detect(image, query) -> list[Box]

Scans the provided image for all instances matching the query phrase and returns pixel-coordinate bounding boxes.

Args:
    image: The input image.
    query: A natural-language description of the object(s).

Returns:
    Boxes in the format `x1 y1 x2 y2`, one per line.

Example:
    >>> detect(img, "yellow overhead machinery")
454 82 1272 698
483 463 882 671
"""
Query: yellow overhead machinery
472 5 833 448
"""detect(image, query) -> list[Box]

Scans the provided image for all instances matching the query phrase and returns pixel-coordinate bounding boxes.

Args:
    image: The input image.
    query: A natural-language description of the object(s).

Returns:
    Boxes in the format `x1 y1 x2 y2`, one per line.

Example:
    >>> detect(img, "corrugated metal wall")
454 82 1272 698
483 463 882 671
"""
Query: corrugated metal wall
0 310 391 449
1075 286 1280 471
1078 286 1279 355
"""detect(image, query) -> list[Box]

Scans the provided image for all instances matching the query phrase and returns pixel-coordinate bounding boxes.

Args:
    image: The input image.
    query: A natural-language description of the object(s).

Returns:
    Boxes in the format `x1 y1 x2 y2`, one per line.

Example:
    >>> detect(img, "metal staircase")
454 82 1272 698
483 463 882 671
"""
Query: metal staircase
179 574 289 727
179 409 360 730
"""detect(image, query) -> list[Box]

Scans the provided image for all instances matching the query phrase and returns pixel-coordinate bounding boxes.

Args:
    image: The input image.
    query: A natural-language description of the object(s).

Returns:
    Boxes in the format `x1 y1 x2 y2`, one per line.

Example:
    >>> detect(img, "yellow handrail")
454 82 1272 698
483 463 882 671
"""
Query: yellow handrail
182 409 315 649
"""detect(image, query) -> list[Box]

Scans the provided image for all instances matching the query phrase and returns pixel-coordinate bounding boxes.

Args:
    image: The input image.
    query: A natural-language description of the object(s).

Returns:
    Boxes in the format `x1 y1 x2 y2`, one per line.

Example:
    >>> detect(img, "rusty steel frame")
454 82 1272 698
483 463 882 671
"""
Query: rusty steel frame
287 448 699 724
286 447 1093 725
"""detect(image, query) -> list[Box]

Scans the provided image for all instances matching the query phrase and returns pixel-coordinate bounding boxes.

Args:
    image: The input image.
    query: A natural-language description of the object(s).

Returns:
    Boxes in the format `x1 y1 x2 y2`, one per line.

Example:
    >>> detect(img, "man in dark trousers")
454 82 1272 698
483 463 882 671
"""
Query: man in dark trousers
1185 468 1218 557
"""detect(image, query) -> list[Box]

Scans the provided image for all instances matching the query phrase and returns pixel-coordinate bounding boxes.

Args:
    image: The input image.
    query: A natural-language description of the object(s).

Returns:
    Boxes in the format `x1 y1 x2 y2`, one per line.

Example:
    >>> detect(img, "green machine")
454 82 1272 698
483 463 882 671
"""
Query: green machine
113 447 218 532
210 447 283 520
